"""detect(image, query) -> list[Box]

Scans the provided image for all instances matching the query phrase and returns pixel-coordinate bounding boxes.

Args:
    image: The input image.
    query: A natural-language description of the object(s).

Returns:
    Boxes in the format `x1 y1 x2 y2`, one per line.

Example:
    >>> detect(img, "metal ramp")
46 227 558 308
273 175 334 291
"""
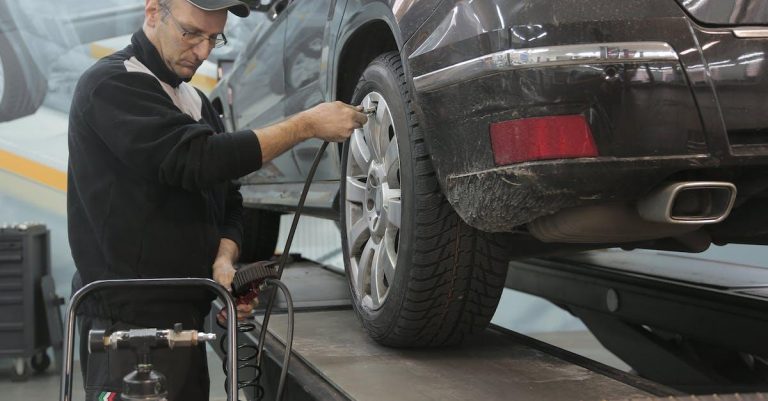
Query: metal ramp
210 256 678 401
209 250 768 400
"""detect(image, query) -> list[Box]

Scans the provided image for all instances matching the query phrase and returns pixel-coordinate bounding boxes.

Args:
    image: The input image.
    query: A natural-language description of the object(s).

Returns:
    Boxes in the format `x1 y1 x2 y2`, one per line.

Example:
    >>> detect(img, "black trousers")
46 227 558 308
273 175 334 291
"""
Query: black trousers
78 314 210 401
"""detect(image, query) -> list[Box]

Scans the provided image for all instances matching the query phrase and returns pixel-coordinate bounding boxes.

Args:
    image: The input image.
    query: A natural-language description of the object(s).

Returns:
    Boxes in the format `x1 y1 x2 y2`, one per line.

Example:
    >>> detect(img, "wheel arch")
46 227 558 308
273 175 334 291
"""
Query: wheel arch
334 19 400 104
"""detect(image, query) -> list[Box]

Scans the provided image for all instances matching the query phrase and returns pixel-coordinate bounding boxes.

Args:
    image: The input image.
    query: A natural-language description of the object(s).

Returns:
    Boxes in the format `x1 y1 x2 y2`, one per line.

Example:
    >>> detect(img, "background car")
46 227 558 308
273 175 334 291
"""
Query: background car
211 0 768 347
0 0 147 121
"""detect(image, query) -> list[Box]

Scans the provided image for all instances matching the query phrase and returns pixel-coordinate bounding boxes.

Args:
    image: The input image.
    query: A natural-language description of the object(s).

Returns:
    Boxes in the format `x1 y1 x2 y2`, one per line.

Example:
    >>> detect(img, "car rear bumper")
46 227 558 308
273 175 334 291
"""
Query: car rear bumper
406 0 768 232
446 155 734 232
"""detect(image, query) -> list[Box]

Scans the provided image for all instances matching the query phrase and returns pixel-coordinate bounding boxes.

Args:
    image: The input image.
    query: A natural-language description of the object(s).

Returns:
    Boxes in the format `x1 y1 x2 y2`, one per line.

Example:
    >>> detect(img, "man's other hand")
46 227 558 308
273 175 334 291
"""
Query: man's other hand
212 261 256 321
216 303 257 324
300 101 368 142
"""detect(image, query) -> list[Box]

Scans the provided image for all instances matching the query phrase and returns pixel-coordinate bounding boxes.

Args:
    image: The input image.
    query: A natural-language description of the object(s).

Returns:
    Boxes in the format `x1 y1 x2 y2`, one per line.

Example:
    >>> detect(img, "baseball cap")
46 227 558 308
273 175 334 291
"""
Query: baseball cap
184 0 251 17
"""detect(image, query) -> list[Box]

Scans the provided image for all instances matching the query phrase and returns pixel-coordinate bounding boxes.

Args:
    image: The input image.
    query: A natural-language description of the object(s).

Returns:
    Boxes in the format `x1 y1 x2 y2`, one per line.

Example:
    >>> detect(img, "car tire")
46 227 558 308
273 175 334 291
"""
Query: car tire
340 52 509 347
239 208 281 263
0 28 47 122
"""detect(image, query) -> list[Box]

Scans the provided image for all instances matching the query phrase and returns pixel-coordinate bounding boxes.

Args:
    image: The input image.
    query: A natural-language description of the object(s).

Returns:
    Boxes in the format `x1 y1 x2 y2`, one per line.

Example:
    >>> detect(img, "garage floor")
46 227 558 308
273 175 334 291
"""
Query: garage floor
0 269 627 401
0 328 622 400
0 352 230 400
253 309 653 401
0 331 623 401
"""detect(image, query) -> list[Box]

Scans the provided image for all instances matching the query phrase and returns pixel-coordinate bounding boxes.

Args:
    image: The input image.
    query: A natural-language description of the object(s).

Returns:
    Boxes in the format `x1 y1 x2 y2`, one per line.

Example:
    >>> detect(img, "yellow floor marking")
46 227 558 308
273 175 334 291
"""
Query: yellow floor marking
0 149 67 192
0 170 66 216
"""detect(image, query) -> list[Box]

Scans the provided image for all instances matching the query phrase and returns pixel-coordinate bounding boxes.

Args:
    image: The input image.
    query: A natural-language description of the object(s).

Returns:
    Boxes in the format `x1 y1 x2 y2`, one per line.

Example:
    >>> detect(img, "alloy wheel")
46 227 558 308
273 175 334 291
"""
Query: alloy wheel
344 92 401 310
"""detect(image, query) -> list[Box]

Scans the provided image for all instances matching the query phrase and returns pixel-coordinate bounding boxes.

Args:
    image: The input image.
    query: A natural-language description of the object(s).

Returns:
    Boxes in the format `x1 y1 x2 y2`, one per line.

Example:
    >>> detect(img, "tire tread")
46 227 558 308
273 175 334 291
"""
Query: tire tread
348 51 509 347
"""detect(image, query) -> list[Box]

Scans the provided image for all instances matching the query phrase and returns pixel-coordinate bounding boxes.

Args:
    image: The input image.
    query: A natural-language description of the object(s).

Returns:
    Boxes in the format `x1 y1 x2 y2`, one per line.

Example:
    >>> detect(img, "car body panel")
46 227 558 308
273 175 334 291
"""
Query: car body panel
237 0 413 193
390 0 443 44
283 0 343 181
686 23 768 155
219 0 768 241
403 0 768 232
674 0 768 26
228 10 295 184
336 1 405 61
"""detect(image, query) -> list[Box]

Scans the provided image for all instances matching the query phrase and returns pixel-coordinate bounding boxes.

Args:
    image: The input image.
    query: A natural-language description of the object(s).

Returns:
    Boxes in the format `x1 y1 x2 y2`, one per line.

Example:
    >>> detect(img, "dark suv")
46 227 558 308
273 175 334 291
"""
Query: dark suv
211 0 768 347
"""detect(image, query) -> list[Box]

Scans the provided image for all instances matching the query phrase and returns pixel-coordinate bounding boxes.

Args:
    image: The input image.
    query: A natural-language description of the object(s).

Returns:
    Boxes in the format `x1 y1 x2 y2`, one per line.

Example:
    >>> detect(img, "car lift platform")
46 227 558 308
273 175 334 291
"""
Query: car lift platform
507 249 768 395
210 252 768 401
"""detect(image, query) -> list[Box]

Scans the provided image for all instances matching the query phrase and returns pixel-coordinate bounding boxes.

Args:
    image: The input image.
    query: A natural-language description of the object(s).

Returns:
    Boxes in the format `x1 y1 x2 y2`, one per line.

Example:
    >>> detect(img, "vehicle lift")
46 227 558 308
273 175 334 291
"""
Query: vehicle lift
59 245 768 401
205 248 768 401
507 250 768 395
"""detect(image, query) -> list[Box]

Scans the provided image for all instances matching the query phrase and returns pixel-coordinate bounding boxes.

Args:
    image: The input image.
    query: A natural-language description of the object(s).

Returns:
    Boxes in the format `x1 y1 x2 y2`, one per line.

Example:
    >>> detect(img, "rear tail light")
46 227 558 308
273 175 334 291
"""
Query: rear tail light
490 115 598 165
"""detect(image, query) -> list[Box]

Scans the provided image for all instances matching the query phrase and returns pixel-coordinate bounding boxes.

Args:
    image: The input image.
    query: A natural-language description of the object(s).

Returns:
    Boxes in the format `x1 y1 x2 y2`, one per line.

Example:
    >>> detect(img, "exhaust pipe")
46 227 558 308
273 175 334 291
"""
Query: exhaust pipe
528 181 737 244
637 182 737 224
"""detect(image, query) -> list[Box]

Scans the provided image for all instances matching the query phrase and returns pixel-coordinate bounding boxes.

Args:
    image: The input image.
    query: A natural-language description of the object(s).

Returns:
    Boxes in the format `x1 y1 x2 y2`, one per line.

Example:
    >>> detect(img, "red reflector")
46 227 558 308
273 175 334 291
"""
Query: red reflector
490 115 598 165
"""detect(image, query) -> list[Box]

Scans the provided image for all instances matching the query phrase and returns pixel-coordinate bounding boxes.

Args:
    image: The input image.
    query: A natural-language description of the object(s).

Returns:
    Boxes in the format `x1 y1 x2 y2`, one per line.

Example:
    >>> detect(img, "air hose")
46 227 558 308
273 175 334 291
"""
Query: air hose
218 141 330 401
257 141 329 399
222 105 374 401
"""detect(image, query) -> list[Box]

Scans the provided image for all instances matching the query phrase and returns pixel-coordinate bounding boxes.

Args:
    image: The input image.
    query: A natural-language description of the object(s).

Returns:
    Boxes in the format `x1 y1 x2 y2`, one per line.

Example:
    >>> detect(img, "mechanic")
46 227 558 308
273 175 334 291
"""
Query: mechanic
66 0 367 400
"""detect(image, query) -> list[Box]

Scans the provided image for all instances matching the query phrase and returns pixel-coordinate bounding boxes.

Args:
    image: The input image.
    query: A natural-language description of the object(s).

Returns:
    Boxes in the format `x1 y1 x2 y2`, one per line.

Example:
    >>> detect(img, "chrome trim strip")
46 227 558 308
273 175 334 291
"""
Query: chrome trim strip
447 154 711 180
733 28 768 38
413 42 679 92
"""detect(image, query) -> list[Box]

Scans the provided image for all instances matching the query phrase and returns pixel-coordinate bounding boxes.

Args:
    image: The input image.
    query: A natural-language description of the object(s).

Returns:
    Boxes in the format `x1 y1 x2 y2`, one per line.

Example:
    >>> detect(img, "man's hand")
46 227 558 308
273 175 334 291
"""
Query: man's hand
212 238 255 321
298 101 368 143
216 303 257 324
213 260 258 322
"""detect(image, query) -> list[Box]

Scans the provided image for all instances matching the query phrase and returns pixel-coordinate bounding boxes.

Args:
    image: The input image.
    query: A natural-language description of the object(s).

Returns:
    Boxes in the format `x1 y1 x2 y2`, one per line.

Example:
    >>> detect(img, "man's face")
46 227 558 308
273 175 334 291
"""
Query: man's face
147 0 228 79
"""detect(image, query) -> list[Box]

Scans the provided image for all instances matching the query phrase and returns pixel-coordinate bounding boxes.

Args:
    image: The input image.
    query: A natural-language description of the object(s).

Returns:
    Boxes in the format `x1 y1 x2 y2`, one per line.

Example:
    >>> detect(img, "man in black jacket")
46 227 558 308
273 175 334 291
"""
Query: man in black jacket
67 0 367 399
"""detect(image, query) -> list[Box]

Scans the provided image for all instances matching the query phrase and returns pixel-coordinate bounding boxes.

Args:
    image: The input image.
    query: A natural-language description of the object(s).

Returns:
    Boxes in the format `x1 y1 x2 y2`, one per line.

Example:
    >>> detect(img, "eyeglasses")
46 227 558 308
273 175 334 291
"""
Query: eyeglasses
162 7 228 48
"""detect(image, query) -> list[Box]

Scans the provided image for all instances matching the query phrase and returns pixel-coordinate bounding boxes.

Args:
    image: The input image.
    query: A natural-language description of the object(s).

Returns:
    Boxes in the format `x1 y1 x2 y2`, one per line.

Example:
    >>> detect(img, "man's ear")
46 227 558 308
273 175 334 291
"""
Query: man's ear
145 0 160 28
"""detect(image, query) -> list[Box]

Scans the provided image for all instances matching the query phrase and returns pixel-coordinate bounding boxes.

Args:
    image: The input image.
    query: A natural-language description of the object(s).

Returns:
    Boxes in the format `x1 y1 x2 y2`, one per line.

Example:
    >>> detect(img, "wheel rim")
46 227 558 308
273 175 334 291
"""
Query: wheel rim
345 92 401 311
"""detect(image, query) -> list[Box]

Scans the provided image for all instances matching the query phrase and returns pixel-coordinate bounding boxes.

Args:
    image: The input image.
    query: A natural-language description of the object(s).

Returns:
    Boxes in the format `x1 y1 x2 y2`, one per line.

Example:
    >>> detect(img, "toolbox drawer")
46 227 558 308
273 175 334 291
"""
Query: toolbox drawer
0 323 25 353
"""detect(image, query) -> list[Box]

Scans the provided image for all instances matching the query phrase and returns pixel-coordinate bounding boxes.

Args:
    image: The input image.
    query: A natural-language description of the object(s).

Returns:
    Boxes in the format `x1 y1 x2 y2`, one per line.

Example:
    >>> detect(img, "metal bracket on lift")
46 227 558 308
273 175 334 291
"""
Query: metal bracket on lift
506 257 768 394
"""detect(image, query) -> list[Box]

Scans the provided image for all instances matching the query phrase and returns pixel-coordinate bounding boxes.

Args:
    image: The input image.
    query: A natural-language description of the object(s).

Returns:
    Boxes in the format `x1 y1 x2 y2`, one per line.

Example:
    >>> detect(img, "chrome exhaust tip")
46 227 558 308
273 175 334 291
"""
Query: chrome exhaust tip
637 182 737 224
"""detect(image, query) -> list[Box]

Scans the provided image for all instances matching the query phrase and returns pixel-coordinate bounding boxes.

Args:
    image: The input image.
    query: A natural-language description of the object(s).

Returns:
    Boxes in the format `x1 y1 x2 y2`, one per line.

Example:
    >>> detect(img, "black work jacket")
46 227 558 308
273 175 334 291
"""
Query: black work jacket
67 30 262 321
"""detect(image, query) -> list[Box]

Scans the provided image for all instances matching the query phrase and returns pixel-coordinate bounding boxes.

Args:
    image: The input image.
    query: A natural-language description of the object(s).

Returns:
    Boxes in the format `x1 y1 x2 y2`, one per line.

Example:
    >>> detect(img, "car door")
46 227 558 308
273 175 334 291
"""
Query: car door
281 0 341 182
229 5 297 183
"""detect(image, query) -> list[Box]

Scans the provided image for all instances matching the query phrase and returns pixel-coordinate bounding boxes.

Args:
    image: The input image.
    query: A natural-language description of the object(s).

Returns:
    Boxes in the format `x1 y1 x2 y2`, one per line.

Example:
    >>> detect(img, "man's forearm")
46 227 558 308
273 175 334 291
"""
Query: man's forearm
252 114 310 164
212 238 240 293
250 101 367 165
214 237 240 267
